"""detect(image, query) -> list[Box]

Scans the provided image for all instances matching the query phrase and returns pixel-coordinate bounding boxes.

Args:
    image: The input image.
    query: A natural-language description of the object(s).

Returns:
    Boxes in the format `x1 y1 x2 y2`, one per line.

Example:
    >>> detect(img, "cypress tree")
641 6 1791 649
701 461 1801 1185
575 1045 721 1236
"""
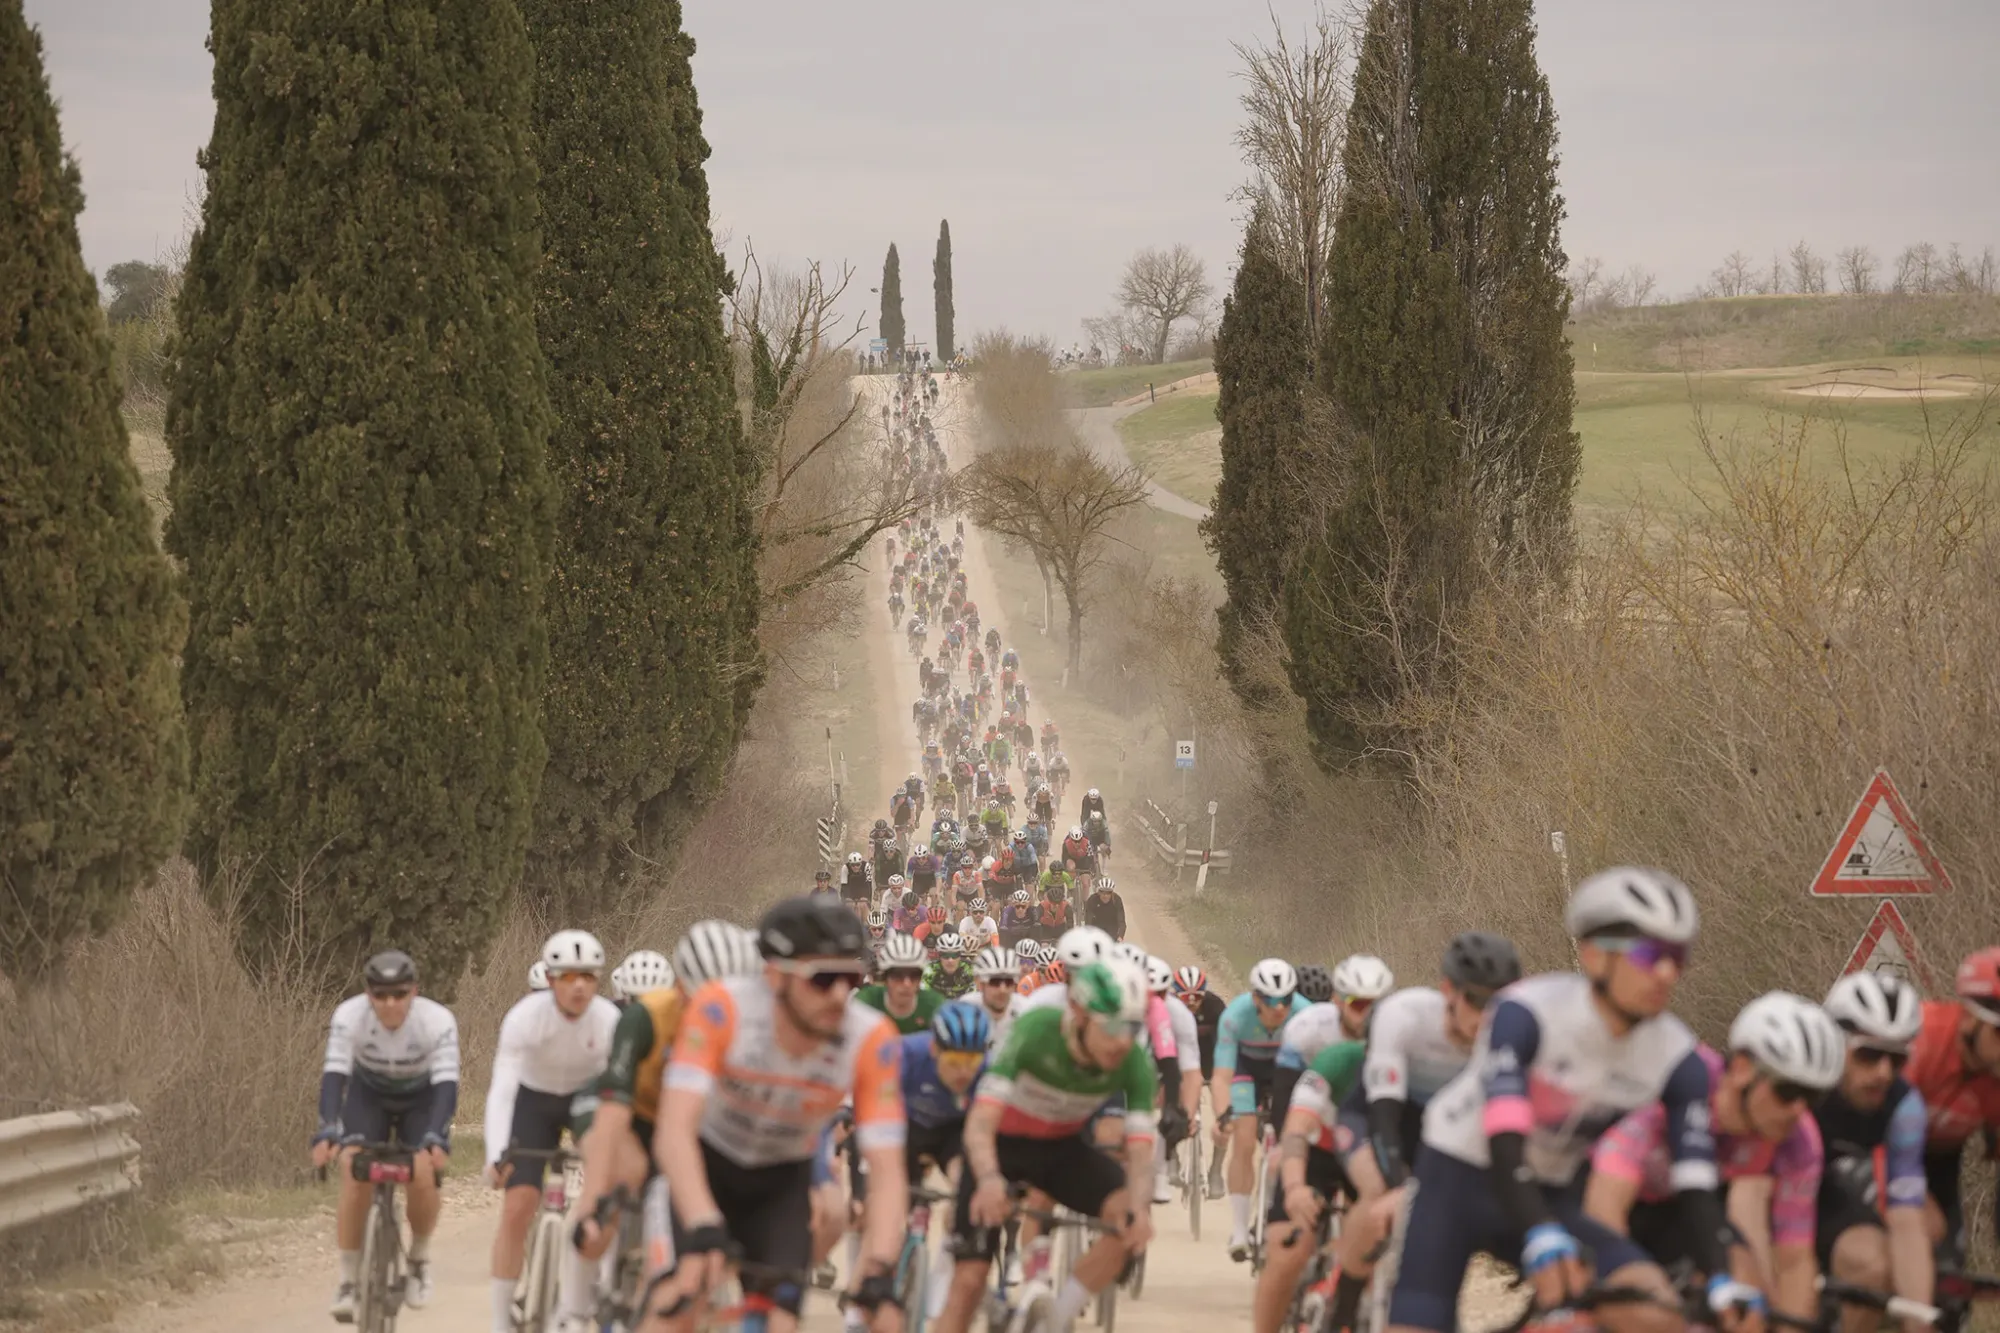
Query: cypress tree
1283 0 1578 763
1201 205 1312 703
880 244 905 358
520 0 763 916
933 221 955 362
0 0 188 983
165 0 555 989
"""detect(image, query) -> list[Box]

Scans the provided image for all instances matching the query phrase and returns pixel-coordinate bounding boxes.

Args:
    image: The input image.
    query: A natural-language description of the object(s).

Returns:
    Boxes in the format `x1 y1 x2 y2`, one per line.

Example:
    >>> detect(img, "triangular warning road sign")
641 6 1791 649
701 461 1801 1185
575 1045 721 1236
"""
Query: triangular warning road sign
1809 768 1951 897
1840 900 1936 991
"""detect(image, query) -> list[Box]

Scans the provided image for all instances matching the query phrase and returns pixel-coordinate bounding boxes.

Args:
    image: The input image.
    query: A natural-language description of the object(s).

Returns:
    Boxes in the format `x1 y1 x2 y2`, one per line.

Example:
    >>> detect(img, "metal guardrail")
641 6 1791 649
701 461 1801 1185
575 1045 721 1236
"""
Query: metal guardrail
1131 801 1232 877
0 1103 142 1235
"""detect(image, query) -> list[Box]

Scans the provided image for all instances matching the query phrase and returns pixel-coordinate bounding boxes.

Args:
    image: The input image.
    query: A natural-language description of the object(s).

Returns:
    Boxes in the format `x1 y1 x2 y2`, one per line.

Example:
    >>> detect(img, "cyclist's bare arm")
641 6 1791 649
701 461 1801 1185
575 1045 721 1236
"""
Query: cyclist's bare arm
1884 1204 1933 1314
858 1139 911 1275
654 1087 722 1228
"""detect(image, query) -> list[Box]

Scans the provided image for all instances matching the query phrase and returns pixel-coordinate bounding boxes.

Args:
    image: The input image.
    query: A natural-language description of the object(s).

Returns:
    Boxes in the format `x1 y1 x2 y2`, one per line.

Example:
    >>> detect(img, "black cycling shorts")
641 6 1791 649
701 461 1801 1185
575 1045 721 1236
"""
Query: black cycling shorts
906 1119 966 1186
339 1079 440 1149
503 1085 578 1188
1814 1176 1886 1272
1628 1194 1744 1271
1265 1143 1352 1227
668 1143 814 1313
951 1134 1127 1263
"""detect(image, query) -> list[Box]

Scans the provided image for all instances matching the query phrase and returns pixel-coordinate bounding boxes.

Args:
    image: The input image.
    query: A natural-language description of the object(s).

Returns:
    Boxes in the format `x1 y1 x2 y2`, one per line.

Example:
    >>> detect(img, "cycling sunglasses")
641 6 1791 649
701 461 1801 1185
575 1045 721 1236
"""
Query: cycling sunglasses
1252 991 1290 1009
549 970 600 985
773 960 866 992
937 1050 985 1078
1767 1077 1823 1106
980 975 1018 989
1456 987 1495 1012
368 987 414 1002
1851 1045 1909 1072
883 968 925 984
1339 995 1377 1014
1089 1015 1145 1040
1597 935 1690 970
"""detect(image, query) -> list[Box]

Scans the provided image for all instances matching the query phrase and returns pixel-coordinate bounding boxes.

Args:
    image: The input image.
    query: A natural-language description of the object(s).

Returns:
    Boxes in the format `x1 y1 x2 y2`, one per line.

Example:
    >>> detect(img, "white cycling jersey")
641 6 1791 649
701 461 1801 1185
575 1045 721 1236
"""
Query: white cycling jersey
323 994 460 1096
957 914 999 942
483 990 620 1167
983 993 1027 1055
1362 987 1470 1105
1164 993 1201 1075
1022 980 1068 1014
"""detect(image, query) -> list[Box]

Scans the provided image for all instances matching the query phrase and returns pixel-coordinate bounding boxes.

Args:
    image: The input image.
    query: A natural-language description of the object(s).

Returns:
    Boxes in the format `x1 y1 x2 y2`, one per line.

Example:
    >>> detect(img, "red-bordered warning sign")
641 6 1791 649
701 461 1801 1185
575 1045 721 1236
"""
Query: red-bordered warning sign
1840 900 1936 990
1808 768 1951 897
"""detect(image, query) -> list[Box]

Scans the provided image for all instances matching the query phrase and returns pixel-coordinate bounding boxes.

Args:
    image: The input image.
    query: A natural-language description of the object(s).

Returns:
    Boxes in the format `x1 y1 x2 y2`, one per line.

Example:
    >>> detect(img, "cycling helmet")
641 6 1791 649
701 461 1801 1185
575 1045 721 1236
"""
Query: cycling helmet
1443 932 1523 992
887 873 907 888
1057 926 1111 969
848 850 866 865
1094 878 1116 893
1038 942 1059 963
932 1001 993 1053
866 912 887 936
758 896 867 960
1087 788 1100 799
926 904 947 923
1070 958 1149 1024
1282 1002 1349 1063
937 931 964 954
1249 957 1299 999
970 897 988 914
974 946 1015 980
901 891 918 910
674 921 761 988
543 929 607 975
364 950 417 988
1069 826 1084 839
878 932 928 970
1295 964 1335 1004
617 950 675 996
981 856 996 871
914 844 928 856
1012 831 1027 843
527 960 550 991
959 933 982 956
1011 889 1031 905
1956 947 2000 1023
1110 941 1148 970
1565 866 1698 943
1332 954 1394 1000
1014 941 1042 967
1824 971 1924 1049
1044 959 1068 983
1729 991 1845 1091
1174 964 1208 995
1145 956 1174 995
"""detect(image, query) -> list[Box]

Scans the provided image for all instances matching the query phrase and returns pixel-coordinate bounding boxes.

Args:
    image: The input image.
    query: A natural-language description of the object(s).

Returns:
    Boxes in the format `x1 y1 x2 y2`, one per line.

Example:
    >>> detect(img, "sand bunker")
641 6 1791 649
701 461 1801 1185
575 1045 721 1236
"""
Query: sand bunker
1785 381 1970 400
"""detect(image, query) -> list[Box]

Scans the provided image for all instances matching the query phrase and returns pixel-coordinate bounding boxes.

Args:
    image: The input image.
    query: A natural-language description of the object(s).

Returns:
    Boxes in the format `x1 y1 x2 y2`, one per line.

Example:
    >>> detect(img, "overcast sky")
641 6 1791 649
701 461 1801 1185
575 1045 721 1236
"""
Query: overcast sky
25 0 1999 347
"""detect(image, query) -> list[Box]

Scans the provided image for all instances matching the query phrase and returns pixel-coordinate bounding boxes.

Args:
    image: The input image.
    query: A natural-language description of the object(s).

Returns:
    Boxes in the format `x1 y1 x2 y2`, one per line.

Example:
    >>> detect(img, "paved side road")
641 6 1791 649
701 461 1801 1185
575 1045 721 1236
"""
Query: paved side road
1071 404 1211 523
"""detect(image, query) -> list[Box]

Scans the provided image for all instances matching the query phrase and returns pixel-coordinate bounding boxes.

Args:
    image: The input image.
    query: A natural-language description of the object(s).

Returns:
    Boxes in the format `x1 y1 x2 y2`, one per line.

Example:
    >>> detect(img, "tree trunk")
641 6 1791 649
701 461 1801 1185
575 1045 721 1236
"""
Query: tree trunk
1151 318 1171 365
1065 594 1085 676
1033 553 1055 635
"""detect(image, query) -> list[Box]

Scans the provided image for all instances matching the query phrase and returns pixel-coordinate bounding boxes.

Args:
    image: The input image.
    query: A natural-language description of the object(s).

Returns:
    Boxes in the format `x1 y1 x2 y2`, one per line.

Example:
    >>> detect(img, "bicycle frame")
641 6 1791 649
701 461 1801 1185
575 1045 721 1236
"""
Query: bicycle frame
505 1145 580 1332
347 1143 416 1333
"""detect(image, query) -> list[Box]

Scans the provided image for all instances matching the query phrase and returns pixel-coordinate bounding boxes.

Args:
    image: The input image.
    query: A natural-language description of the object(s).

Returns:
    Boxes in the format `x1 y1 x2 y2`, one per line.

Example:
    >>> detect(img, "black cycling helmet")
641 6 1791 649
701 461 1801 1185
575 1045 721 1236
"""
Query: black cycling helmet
758 895 868 960
1295 964 1336 1004
364 949 418 988
1442 931 1523 992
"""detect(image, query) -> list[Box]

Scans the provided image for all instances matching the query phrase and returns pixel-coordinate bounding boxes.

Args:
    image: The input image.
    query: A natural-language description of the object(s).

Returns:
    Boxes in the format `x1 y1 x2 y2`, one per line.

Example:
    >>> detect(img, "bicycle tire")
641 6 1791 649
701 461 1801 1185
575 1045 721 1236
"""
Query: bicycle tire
357 1189 387 1333
1095 1277 1117 1333
1122 1250 1145 1301
1185 1133 1201 1242
1249 1132 1271 1275
376 1192 405 1331
897 1231 931 1333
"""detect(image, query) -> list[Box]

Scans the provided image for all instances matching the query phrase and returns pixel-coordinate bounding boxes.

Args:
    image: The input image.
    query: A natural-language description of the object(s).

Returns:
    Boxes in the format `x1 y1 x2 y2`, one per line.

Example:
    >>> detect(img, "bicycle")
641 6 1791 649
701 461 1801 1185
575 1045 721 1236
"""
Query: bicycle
575 1181 662 1333
503 1144 581 1333
329 1140 422 1333
1248 1119 1276 1273
1177 1113 1203 1242
985 1199 1117 1333
895 1184 956 1333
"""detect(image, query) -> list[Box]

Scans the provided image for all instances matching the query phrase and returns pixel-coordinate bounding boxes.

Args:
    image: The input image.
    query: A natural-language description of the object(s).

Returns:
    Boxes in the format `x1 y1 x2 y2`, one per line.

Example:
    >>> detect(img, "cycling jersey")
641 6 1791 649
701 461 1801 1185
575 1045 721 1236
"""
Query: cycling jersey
979 1007 1158 1142
926 961 975 998
1215 991 1311 1071
1356 987 1470 1106
1285 1041 1366 1151
667 978 904 1168
1906 1000 2000 1149
1421 973 1710 1188
1020 983 1177 1059
983 994 1027 1055
855 983 945 1036
957 915 1000 947
1592 1044 1822 1247
1815 1075 1928 1212
902 1033 981 1129
596 986 688 1126
1163 993 1202 1075
323 994 461 1095
484 990 621 1167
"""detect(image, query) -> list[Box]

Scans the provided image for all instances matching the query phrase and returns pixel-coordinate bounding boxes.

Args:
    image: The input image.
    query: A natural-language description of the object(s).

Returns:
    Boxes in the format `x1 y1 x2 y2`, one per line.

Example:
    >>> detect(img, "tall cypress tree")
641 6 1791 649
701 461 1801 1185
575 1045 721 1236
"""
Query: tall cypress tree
881 244 905 358
933 221 955 361
0 0 188 983
166 0 555 989
1284 0 1577 763
520 0 763 916
1201 205 1311 703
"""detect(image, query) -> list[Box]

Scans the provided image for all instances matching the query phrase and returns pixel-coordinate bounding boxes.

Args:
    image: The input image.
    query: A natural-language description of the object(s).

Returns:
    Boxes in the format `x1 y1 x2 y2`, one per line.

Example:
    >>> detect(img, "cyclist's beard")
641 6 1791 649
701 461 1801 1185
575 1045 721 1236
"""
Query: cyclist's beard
777 978 844 1041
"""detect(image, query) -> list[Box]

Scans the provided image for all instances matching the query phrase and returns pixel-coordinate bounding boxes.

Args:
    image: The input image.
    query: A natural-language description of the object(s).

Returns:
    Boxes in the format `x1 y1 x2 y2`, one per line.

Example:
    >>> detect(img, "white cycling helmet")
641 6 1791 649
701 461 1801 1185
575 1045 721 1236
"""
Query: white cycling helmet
1110 941 1148 971
1057 926 1112 969
1144 956 1174 995
542 929 607 975
1565 866 1699 944
1250 957 1299 999
673 920 761 989
1014 941 1041 966
1823 972 1924 1050
974 945 1015 980
1072 956 1151 1024
937 931 964 954
878 932 928 970
527 960 550 991
617 950 675 996
1281 1002 1349 1063
1729 991 1846 1091
1332 954 1394 1001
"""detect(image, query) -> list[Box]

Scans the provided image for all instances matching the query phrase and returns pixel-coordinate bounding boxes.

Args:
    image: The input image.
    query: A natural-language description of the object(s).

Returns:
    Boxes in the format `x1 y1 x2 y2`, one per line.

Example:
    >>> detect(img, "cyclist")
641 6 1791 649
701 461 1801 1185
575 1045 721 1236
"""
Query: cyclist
1907 946 2000 1264
1146 956 1205 1205
957 898 1001 952
1061 824 1094 880
1257 1002 1363 1333
1082 809 1112 869
655 898 905 1333
903 1001 994 1185
906 843 943 898
528 960 550 992
933 958 1159 1333
1214 958 1311 1261
914 902 951 952
1009 828 1038 880
1316 934 1521 1333
839 850 873 908
1587 991 1844 1328
857 932 946 1035
873 832 904 887
1175 965 1229 1200
314 949 460 1320
610 949 673 1010
972 946 1026 1054
1083 877 1127 941
1294 963 1337 1006
1079 787 1106 824
483 930 620 1333
999 888 1038 942
927 933 977 999
1387 867 1723 1333
1046 750 1071 804
1814 972 1930 1333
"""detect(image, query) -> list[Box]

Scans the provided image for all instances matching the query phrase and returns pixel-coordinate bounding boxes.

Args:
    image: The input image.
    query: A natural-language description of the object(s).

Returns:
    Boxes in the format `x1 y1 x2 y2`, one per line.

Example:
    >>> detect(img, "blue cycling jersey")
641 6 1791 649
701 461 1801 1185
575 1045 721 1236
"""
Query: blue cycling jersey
900 1032 982 1129
1215 991 1310 1072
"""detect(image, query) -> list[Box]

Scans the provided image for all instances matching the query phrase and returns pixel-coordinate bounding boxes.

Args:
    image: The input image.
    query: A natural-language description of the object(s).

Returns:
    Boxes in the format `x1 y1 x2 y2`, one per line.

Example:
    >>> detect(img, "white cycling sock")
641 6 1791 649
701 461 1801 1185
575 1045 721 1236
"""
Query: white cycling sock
491 1277 516 1333
844 1230 862 1281
1229 1193 1251 1238
1052 1276 1093 1328
339 1249 360 1282
560 1241 597 1318
407 1231 430 1261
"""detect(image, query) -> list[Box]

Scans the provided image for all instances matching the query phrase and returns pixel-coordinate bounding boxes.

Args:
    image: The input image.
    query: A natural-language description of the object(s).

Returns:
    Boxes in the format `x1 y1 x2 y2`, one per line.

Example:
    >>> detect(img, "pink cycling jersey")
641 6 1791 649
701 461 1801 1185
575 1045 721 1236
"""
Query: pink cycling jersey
1146 993 1177 1060
1591 1044 1823 1248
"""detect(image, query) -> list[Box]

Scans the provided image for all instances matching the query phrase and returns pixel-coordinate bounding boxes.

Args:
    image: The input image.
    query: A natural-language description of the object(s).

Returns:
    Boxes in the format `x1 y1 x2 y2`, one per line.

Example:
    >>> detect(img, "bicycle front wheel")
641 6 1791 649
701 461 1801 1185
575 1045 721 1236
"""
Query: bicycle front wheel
1185 1134 1201 1242
897 1232 931 1333
357 1191 387 1333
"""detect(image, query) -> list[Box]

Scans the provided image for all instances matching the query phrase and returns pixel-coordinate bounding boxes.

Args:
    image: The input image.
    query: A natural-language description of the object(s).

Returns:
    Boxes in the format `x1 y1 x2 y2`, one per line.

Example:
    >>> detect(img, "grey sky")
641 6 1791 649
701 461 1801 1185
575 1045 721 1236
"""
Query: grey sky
26 0 1999 347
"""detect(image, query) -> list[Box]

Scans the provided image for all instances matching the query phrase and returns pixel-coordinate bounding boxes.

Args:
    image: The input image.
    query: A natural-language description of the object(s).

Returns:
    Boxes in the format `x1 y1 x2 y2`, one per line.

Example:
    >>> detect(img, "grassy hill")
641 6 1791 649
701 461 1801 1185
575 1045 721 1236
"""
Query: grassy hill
1569 291 2000 372
1057 359 1212 408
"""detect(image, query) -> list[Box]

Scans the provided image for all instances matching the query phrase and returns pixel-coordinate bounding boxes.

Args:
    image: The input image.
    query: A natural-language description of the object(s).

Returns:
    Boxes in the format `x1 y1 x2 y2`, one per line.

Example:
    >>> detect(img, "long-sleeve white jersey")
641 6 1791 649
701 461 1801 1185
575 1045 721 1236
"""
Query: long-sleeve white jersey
483 991 620 1167
323 994 461 1095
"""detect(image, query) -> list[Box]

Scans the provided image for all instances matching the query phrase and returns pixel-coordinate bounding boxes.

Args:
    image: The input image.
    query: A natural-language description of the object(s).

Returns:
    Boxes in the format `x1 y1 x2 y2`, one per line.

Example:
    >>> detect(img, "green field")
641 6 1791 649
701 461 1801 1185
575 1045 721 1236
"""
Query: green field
1058 359 1212 408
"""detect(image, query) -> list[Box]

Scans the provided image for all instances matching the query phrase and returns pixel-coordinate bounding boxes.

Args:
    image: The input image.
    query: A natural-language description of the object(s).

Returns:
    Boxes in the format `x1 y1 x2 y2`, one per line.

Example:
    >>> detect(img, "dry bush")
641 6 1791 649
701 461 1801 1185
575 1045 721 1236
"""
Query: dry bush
968 331 1063 447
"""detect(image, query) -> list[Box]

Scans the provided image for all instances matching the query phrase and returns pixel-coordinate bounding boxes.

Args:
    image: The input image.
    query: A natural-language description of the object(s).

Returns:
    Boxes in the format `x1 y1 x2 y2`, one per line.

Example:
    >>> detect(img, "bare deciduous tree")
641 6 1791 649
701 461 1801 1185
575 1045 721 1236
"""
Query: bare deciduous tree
1837 246 1877 295
1711 250 1755 298
1232 4 1352 348
1116 244 1215 364
1624 265 1658 307
1894 241 1941 295
1566 255 1605 311
1788 240 1828 295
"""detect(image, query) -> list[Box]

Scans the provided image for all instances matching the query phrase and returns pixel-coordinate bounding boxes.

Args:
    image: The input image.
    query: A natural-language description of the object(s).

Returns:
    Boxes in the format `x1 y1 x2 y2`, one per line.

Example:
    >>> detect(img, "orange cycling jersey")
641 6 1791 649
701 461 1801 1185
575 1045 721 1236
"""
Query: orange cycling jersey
667 976 905 1167
1907 1000 2000 1150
